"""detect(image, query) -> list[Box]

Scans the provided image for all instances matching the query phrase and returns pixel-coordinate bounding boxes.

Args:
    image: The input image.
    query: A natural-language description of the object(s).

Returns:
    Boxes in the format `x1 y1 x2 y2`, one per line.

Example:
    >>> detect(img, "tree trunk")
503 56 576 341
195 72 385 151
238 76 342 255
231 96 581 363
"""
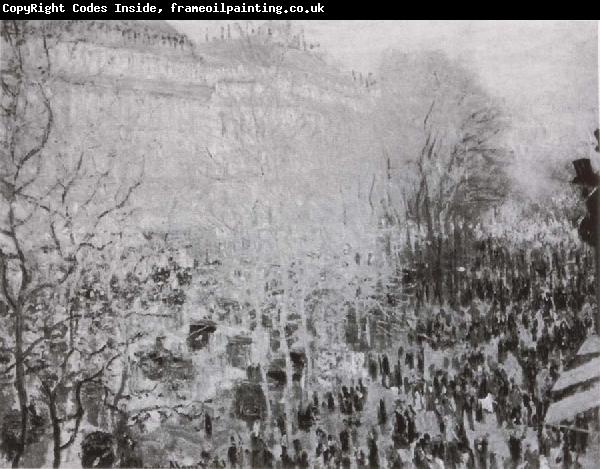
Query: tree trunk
12 304 28 469
112 359 129 428
424 217 436 304
251 290 272 423
278 270 295 442
298 284 312 403
436 234 444 304
48 396 62 469
259 357 272 421
278 306 295 442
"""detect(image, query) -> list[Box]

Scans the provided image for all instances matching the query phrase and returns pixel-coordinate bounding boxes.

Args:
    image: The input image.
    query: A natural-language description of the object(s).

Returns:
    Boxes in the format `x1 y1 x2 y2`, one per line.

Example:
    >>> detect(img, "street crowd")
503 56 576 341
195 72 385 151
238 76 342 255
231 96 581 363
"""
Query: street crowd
201 235 598 468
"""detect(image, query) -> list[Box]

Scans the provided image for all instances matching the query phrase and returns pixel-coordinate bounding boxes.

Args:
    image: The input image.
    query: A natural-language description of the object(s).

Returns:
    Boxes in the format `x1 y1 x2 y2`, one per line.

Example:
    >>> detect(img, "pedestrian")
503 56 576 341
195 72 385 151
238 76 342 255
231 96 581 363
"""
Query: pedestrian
368 431 379 468
228 436 238 467
378 398 387 425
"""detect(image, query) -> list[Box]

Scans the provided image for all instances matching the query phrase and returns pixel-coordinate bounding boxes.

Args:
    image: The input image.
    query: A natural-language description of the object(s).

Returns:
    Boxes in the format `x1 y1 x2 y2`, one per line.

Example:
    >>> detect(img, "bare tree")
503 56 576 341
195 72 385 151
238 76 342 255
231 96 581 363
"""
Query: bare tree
0 20 143 467
377 51 510 304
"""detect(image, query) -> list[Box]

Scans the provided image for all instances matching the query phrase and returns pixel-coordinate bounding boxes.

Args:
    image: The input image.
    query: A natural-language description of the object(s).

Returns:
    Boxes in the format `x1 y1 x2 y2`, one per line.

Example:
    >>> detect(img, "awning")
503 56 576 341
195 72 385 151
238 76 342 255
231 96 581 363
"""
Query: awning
577 335 600 356
545 382 600 424
552 356 600 392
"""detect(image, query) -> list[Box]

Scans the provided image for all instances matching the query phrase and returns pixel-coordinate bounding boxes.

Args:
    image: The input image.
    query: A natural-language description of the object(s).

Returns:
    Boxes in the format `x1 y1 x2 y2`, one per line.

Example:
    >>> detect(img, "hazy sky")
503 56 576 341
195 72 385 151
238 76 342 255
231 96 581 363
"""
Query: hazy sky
302 21 597 111
170 21 599 194
171 20 598 117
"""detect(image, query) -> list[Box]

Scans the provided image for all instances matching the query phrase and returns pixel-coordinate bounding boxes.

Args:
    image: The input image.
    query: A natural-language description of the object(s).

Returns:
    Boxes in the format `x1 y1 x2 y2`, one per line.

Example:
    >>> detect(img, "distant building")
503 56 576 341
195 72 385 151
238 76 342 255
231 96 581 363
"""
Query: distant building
14 20 375 232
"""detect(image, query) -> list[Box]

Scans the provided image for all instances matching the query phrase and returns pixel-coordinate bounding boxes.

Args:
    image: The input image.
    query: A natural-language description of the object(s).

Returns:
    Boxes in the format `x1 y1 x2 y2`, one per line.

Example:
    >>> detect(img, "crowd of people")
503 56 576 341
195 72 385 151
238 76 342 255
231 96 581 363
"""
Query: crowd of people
211 295 596 468
169 234 599 468
408 234 595 316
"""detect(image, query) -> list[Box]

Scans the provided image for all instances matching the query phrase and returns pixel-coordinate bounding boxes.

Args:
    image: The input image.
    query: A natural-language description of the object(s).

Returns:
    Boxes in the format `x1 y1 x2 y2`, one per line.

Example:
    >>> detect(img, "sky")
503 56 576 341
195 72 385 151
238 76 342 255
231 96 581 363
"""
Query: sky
170 20 598 114
170 20 599 195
